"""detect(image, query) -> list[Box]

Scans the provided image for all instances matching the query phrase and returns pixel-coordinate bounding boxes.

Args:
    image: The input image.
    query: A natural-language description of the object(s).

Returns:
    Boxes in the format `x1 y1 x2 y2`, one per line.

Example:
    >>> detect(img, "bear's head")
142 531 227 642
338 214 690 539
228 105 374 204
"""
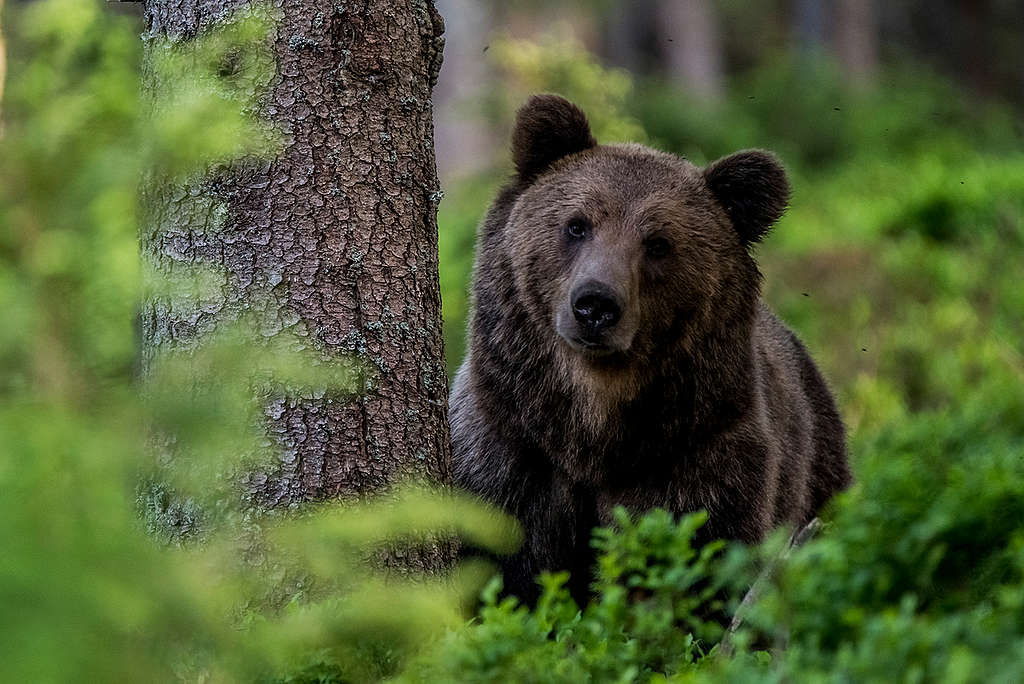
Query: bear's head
502 94 789 377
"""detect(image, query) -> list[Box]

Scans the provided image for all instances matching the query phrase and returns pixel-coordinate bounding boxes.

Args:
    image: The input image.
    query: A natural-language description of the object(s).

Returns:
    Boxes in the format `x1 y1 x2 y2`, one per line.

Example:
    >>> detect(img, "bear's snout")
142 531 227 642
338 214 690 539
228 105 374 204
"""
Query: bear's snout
572 281 622 333
556 277 635 356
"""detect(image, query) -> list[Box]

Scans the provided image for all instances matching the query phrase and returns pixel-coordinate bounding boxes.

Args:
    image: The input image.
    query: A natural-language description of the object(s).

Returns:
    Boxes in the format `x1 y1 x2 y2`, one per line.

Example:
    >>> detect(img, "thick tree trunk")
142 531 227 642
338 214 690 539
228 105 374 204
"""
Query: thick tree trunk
140 0 451 558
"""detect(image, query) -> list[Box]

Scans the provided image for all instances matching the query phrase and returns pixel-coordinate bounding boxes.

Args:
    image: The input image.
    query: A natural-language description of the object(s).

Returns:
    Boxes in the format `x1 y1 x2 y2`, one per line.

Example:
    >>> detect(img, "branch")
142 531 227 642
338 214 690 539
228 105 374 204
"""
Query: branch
717 517 821 658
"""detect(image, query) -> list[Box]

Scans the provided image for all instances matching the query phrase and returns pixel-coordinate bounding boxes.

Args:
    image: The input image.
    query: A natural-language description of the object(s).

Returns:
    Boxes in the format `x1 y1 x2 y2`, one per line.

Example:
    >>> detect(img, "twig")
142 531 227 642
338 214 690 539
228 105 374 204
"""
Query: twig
717 517 821 658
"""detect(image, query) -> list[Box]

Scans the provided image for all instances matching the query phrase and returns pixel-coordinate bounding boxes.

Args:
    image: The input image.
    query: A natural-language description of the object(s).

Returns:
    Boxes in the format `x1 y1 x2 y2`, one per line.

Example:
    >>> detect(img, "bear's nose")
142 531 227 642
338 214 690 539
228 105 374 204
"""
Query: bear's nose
572 283 622 332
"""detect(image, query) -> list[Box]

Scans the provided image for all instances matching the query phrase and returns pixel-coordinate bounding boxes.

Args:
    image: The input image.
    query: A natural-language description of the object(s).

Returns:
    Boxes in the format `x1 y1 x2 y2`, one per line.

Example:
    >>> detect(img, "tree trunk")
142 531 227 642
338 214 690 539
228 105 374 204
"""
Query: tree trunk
834 0 877 89
655 0 724 102
140 0 451 565
603 0 657 75
955 0 993 95
432 0 492 183
793 0 827 56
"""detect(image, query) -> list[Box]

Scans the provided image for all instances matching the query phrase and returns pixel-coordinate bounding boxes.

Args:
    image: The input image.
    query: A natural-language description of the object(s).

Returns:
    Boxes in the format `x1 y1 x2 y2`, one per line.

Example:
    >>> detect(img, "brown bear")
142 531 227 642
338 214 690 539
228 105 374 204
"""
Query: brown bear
450 94 851 605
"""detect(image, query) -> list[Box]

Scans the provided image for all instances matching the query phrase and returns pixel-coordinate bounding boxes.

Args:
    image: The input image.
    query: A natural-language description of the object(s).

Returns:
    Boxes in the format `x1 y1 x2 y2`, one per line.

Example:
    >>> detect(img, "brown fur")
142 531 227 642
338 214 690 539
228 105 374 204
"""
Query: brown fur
451 94 851 604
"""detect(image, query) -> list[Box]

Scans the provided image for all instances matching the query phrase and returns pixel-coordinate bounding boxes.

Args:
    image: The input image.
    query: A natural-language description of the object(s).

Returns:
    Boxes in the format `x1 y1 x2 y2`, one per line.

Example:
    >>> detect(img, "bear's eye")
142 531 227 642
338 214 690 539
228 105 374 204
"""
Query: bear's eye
565 218 589 241
644 237 671 259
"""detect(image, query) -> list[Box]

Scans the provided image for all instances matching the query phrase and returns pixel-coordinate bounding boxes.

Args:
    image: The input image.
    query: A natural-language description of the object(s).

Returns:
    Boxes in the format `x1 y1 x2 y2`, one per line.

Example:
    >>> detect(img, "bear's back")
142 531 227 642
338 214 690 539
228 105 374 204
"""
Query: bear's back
752 304 851 524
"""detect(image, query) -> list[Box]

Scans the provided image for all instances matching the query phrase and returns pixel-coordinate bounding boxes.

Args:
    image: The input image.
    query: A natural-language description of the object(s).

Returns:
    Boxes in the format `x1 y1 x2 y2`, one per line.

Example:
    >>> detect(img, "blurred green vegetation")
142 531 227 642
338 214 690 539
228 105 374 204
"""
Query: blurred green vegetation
3 2 1024 682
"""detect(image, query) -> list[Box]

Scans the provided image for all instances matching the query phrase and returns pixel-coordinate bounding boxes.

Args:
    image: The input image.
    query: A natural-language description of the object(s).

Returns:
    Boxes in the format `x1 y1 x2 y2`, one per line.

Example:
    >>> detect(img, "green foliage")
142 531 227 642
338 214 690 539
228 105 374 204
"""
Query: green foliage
486 28 646 145
404 510 744 683
633 58 1022 170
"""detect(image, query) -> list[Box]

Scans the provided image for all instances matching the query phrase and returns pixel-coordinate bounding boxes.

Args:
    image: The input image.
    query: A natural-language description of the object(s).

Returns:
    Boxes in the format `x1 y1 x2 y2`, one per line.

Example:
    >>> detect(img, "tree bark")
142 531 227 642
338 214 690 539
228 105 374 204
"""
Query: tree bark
140 0 451 564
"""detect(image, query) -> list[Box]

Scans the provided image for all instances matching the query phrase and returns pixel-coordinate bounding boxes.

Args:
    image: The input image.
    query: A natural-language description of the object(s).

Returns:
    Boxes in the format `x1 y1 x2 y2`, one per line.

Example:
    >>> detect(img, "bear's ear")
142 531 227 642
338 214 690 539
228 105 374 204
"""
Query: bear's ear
511 94 597 182
703 150 790 245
